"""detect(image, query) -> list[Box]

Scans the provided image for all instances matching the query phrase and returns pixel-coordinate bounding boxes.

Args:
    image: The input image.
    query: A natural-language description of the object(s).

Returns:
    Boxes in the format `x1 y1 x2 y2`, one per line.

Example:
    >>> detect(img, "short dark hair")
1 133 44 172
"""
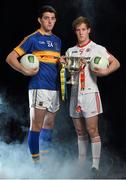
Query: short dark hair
72 16 91 31
38 5 57 18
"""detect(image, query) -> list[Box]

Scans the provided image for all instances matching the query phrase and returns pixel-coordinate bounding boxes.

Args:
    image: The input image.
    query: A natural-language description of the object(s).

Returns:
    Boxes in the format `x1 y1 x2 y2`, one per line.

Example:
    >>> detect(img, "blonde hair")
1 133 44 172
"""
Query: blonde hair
72 16 91 31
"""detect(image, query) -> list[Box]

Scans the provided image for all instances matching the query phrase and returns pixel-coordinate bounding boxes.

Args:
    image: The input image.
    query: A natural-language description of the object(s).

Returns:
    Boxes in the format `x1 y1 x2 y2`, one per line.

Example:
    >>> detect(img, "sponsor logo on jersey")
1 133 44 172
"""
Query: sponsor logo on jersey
38 41 46 44
72 51 78 54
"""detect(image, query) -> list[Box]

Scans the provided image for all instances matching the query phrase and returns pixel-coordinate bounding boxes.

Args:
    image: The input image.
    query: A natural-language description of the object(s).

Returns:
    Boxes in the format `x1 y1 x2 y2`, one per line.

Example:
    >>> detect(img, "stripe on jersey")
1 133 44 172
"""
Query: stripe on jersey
33 51 60 64
33 50 60 58
14 46 25 56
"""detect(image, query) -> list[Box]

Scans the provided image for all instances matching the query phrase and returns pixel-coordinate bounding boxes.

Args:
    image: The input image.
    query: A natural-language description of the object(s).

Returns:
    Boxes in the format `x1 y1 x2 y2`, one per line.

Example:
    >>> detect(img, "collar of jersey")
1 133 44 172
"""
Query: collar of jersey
38 29 52 36
77 39 91 48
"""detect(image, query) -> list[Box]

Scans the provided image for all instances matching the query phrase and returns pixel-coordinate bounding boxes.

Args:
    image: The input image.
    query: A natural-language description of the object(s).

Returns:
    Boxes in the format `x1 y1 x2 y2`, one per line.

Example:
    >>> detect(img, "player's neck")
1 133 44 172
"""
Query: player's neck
77 39 91 48
39 27 52 35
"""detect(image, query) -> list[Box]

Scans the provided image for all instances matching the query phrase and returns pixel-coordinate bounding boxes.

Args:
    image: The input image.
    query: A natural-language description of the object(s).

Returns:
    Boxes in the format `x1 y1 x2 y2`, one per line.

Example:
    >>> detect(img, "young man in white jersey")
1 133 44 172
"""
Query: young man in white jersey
6 5 61 167
60 16 120 177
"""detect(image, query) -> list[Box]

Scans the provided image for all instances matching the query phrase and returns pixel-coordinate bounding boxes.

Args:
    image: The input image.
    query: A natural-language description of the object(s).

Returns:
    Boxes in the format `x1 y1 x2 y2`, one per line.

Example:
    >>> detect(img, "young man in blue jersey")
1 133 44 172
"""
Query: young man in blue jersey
6 5 61 165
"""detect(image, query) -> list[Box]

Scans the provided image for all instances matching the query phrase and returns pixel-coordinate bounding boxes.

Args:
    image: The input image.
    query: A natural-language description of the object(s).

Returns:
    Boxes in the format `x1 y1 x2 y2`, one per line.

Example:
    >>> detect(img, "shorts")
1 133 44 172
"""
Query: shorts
70 92 103 118
28 89 60 112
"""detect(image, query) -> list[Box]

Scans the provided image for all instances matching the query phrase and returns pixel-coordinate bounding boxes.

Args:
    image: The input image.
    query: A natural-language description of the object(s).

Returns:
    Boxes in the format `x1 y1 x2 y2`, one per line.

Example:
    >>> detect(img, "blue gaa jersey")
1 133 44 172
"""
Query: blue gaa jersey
14 29 61 90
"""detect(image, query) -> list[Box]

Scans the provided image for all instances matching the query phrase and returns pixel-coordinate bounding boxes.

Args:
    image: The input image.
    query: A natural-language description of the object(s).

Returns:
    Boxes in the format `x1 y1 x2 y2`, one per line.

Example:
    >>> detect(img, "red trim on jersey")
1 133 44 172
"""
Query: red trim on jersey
77 39 91 48
80 65 85 90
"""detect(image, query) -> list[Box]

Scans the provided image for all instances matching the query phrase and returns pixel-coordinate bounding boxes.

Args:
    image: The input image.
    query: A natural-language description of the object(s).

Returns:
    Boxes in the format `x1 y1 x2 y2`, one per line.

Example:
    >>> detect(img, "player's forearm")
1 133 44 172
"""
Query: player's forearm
6 58 23 73
107 56 120 75
6 52 23 73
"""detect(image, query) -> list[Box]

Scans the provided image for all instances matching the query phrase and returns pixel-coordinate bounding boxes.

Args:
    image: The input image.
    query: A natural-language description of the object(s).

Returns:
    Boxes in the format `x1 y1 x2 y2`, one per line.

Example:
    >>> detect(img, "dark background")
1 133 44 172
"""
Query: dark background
1 0 126 160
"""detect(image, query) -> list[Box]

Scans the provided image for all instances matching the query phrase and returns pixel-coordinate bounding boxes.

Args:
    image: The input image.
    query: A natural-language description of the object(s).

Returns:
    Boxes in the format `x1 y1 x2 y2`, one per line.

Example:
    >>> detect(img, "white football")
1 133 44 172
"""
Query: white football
90 56 109 71
20 54 39 69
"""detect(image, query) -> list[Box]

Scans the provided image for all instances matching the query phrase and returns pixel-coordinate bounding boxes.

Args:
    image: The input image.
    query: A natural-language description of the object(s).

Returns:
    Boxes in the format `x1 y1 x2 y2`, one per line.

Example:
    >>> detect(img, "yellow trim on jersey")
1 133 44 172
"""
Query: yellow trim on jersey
33 51 60 58
15 29 51 51
33 51 60 64
39 57 59 63
14 47 25 56
38 29 51 35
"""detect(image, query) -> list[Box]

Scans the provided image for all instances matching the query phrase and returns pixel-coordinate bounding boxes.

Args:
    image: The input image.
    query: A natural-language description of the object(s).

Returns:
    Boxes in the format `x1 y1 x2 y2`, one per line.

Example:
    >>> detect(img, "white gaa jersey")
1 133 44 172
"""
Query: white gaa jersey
66 40 110 94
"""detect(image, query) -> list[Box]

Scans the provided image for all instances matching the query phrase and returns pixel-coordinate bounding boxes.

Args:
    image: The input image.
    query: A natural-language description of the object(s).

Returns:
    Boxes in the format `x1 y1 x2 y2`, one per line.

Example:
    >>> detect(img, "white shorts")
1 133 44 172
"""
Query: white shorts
70 92 103 118
28 89 60 112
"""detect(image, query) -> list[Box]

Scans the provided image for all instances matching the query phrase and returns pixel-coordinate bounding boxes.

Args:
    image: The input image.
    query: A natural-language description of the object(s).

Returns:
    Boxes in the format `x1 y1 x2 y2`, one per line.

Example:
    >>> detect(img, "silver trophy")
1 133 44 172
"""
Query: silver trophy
66 57 86 85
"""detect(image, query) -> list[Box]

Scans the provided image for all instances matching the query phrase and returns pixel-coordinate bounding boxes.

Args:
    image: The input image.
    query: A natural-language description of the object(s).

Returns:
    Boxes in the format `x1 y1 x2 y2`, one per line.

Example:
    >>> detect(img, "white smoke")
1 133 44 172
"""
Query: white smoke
0 138 91 179
0 91 126 179
0 136 126 179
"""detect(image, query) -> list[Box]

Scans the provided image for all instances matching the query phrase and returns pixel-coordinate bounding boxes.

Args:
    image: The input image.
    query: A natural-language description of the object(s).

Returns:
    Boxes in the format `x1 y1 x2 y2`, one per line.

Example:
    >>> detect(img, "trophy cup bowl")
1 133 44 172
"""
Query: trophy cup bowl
66 57 83 85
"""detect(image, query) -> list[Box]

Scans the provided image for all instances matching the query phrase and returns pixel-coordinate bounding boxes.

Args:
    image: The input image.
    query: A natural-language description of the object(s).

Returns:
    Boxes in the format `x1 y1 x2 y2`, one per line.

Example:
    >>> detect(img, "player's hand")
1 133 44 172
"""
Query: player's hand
20 65 39 76
59 56 66 64
80 58 86 67
91 67 109 77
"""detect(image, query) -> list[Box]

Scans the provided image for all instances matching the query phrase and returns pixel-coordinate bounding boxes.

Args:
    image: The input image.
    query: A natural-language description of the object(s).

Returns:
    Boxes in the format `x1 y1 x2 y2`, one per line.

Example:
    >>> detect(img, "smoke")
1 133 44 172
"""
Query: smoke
0 137 126 179
0 91 27 143
0 90 126 179
71 0 123 23
0 89 126 178
0 137 87 179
